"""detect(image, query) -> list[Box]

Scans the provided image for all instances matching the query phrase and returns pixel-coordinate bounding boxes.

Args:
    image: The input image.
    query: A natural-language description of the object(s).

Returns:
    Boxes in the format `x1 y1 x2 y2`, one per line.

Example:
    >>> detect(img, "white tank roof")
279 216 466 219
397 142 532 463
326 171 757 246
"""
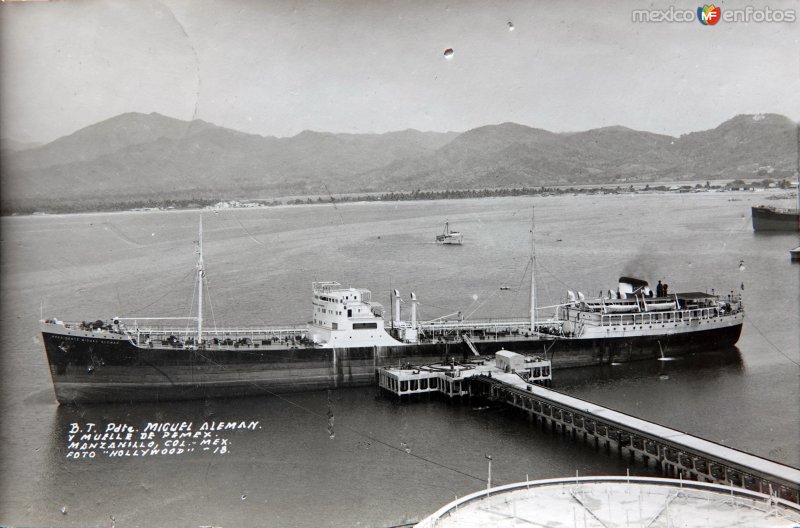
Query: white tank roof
415 476 800 528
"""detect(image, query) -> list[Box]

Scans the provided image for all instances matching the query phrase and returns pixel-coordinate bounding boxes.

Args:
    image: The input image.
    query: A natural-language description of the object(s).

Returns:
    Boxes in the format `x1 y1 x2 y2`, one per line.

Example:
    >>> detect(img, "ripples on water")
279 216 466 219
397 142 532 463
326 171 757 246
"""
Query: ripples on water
1 193 798 527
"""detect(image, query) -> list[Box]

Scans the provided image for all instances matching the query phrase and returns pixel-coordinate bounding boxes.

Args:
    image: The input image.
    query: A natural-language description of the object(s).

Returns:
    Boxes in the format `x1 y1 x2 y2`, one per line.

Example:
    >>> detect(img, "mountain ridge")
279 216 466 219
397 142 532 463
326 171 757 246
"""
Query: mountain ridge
2 112 796 213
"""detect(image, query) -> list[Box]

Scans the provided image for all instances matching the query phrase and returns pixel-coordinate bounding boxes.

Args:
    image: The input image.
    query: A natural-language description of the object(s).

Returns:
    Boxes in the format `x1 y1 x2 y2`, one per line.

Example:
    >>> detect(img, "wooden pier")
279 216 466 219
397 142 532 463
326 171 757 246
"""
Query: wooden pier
467 372 800 503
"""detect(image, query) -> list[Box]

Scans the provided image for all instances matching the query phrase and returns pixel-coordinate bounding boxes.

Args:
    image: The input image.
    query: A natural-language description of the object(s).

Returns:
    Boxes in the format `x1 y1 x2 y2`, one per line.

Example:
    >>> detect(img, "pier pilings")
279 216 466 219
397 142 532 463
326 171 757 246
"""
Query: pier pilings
468 375 800 503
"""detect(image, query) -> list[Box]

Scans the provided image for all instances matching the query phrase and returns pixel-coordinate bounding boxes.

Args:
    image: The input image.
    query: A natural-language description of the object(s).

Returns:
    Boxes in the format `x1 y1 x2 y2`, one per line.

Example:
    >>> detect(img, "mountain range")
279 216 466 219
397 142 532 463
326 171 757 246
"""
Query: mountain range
1 112 797 213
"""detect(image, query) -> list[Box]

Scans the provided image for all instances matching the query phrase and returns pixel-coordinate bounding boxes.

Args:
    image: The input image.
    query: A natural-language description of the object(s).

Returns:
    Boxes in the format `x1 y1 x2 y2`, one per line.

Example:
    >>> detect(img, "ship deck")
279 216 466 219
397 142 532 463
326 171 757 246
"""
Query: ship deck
47 317 548 351
48 299 743 352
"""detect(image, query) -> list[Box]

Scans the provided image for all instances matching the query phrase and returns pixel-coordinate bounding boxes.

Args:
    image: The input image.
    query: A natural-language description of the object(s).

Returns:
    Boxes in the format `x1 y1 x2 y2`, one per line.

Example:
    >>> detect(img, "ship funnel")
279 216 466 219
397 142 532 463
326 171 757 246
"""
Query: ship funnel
619 277 648 297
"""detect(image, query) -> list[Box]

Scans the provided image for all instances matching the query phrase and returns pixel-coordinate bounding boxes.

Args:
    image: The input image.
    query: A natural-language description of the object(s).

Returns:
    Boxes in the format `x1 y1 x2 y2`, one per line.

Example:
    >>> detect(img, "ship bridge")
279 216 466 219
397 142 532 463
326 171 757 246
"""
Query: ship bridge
308 282 401 347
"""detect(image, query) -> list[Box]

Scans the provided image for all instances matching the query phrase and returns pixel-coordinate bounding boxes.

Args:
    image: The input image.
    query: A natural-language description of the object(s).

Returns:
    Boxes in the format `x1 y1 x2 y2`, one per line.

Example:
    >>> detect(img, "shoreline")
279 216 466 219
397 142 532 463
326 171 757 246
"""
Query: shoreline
6 183 797 219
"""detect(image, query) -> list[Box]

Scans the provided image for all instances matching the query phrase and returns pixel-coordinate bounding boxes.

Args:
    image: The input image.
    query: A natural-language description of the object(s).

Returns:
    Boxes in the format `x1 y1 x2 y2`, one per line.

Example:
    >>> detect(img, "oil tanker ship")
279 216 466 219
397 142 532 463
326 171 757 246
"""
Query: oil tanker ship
40 223 744 404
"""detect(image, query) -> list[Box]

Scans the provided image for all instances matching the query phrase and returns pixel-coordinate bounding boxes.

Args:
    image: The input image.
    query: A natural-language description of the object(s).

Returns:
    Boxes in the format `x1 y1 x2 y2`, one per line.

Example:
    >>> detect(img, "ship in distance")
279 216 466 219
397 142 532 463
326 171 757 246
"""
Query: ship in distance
40 221 744 404
435 221 463 244
751 205 800 232
752 130 800 232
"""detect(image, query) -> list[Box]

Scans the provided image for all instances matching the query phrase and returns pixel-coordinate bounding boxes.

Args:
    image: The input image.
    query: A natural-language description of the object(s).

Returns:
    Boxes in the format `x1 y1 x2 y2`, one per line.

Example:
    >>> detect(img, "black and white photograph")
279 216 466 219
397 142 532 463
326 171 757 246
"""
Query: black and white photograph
1 1 799 526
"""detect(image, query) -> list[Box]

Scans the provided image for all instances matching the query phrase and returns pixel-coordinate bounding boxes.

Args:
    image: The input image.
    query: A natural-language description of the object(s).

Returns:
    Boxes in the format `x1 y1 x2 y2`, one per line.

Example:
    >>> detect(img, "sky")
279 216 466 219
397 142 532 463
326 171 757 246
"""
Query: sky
1 0 799 144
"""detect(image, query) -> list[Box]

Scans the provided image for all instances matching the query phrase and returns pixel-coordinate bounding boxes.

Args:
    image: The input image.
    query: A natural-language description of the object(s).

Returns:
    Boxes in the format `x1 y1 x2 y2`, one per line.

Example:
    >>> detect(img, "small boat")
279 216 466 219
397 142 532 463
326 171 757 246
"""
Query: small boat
603 303 641 313
500 286 511 291
791 246 800 262
435 221 463 245
642 299 677 312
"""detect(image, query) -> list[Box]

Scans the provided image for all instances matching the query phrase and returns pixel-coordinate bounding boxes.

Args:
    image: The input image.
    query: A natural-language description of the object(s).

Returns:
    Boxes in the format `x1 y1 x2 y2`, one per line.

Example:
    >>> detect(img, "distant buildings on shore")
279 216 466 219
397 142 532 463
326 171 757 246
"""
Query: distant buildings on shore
18 177 798 216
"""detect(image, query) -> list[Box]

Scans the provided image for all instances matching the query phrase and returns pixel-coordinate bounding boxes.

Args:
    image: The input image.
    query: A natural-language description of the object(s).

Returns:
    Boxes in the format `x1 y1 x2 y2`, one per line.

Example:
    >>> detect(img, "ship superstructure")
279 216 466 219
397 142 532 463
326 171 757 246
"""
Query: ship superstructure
552 278 743 344
308 282 401 347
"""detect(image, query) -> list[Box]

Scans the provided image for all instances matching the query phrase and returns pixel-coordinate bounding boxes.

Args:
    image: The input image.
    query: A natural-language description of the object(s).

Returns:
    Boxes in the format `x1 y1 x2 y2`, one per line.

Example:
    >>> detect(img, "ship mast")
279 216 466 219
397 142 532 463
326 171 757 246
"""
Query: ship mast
196 216 204 346
530 206 536 333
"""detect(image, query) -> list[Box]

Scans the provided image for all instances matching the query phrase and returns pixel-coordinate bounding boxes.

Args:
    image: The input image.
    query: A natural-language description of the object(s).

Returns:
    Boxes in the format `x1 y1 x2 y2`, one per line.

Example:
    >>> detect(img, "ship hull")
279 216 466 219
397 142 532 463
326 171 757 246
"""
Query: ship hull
42 322 743 404
751 206 800 232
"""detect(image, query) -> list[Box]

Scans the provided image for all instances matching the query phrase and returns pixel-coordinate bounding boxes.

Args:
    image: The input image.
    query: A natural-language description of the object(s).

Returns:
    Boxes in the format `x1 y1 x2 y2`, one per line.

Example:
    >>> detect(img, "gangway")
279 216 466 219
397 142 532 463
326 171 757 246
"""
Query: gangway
461 335 480 356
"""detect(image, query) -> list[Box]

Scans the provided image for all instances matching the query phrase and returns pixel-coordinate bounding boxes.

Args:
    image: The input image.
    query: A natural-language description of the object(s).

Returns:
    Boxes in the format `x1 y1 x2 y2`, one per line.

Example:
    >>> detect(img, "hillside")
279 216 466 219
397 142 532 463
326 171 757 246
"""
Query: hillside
363 115 796 191
1 112 796 213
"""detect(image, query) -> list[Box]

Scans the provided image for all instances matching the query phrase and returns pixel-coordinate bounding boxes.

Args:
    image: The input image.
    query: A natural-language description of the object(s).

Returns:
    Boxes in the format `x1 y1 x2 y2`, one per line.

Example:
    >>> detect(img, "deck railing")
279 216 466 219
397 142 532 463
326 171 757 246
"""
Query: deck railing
598 299 742 328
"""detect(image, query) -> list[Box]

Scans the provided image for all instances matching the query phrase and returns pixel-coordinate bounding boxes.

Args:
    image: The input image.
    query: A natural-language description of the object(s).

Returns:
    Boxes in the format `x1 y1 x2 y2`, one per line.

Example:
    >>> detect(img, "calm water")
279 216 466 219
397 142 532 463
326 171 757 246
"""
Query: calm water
1 192 798 527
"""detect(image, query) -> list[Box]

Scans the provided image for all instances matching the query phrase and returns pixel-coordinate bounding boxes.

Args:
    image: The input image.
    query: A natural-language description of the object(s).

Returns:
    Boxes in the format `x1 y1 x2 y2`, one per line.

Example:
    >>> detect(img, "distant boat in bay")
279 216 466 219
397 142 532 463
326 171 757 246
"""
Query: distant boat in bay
435 221 463 245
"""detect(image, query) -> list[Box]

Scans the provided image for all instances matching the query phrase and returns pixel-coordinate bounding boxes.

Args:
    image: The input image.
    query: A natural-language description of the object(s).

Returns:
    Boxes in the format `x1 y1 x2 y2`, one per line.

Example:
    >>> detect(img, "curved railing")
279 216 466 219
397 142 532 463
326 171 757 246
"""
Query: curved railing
414 475 800 527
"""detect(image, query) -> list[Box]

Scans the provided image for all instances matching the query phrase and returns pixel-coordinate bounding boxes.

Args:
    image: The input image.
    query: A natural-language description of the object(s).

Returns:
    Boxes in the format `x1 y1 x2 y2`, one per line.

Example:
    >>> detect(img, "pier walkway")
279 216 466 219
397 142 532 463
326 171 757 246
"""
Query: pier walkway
468 372 800 503
377 352 799 504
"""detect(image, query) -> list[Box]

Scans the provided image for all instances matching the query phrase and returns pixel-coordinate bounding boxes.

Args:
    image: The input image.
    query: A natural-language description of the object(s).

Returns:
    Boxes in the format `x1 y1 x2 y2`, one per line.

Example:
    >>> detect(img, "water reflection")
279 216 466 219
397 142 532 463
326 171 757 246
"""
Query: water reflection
44 379 667 527
553 347 744 389
50 396 288 461
7 193 797 527
48 348 746 468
